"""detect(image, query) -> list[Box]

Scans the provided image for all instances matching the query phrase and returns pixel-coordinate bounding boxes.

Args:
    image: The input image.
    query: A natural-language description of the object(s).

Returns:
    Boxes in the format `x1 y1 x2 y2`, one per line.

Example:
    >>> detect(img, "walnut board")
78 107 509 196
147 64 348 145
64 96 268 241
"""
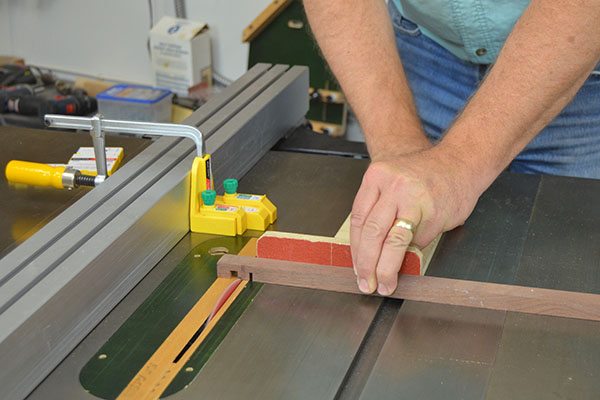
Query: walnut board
218 255 600 323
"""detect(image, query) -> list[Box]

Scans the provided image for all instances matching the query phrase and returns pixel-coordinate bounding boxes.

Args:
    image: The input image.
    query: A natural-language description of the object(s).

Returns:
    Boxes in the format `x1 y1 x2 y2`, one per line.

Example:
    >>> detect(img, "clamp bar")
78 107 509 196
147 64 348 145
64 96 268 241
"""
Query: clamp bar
90 115 107 179
44 114 205 157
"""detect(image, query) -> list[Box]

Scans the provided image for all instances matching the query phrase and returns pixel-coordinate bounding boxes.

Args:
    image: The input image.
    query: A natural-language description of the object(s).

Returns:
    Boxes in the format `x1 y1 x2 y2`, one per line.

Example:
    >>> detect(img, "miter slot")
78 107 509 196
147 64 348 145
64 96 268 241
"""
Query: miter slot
335 299 402 399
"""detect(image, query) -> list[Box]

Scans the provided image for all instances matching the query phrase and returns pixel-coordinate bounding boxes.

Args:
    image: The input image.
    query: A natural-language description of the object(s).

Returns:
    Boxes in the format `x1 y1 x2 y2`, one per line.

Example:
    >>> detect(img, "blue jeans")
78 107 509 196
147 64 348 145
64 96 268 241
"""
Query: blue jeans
388 2 600 179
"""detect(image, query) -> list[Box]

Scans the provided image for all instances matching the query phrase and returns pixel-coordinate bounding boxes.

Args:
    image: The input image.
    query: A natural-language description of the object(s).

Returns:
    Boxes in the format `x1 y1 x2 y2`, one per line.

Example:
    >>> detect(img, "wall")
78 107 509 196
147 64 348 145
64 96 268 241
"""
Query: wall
0 0 271 85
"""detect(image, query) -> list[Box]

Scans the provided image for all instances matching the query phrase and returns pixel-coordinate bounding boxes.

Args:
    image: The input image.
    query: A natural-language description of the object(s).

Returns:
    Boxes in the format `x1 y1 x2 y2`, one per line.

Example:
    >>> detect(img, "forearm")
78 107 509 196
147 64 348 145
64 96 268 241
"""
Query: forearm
304 0 430 158
438 0 600 193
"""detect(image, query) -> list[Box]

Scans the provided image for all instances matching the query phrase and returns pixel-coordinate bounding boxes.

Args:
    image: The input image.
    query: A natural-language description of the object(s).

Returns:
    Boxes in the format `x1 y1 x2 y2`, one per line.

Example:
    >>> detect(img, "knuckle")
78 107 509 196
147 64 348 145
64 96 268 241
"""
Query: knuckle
350 211 367 227
385 228 413 248
362 220 386 239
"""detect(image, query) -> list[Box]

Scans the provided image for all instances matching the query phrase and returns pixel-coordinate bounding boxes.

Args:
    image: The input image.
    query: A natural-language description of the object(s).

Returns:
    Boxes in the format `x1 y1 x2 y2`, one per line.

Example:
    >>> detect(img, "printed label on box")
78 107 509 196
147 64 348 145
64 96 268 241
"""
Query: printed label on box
68 147 124 175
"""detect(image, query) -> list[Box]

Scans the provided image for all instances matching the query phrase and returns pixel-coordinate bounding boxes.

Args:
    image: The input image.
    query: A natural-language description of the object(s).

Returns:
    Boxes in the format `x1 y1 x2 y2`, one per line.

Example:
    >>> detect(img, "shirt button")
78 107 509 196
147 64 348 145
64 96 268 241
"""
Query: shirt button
475 48 487 56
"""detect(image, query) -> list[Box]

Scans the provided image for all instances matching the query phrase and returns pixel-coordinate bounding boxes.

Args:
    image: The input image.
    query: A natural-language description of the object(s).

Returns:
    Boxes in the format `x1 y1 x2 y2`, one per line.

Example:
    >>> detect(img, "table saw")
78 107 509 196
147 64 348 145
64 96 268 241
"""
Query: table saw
1 63 599 400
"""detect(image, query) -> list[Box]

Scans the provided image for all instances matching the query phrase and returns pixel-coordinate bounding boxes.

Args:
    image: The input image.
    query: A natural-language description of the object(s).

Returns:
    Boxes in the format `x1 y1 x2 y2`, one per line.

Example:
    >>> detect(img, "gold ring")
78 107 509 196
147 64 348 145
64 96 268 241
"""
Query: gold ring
393 218 415 235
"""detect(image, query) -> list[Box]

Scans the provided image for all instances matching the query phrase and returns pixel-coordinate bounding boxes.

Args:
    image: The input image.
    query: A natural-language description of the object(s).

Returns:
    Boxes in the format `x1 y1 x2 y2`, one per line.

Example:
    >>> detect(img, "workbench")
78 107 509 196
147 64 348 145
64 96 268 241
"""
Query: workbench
1 64 599 399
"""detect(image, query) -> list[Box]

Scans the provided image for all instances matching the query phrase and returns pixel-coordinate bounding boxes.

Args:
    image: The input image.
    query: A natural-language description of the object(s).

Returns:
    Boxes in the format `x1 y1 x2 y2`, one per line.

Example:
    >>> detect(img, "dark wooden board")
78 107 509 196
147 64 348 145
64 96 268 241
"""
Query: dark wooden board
218 255 600 322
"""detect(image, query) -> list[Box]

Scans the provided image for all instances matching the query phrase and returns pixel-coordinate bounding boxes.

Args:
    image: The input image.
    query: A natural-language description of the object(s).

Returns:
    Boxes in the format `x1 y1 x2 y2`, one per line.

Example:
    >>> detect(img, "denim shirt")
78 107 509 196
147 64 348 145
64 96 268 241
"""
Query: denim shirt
391 0 530 64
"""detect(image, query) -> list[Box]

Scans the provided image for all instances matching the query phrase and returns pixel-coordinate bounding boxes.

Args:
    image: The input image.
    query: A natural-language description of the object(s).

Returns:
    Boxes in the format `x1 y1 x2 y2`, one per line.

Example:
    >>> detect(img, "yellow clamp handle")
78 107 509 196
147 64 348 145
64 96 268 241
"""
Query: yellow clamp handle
5 160 66 189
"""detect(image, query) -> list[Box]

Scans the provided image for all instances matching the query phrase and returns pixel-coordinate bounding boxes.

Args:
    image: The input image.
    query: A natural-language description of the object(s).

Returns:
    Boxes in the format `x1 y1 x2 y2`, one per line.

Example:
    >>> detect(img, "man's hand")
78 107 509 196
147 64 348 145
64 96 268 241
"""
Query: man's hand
351 147 479 296
308 0 600 296
349 0 600 297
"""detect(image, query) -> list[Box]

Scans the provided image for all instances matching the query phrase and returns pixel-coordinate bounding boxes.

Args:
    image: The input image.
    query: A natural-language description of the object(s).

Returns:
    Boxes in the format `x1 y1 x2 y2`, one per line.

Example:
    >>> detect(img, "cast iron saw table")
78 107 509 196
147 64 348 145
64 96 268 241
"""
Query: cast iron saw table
30 157 600 400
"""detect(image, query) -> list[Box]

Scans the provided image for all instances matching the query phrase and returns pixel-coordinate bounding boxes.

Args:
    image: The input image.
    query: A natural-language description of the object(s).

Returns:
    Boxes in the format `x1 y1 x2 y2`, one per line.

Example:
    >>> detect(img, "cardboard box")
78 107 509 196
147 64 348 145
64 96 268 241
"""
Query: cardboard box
150 16 212 97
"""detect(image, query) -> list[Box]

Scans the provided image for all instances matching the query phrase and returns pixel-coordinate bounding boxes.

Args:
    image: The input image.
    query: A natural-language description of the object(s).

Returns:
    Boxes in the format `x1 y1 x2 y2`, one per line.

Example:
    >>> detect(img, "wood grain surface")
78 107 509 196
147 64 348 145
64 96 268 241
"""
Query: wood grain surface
218 254 600 322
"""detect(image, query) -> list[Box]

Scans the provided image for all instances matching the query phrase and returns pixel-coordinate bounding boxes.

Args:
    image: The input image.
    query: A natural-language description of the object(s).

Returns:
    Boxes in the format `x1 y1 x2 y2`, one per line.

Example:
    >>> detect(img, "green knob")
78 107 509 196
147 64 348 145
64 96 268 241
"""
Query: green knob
201 190 216 206
223 178 238 195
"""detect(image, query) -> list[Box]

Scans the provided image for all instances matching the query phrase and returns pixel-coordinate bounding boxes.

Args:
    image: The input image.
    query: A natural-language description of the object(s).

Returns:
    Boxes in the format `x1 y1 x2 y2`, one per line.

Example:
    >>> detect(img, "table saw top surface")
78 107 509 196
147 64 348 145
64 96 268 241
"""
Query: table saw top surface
22 146 600 400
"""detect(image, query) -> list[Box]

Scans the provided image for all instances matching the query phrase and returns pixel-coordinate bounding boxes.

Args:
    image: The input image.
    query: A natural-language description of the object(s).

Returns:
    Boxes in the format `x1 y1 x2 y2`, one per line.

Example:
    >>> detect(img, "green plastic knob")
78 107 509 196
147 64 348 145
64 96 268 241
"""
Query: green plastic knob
201 190 216 206
223 178 238 195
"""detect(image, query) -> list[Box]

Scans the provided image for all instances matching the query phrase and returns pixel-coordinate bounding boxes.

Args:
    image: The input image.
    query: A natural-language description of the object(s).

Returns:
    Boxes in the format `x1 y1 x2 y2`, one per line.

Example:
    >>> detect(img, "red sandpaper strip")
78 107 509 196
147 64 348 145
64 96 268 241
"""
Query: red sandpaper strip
256 233 422 275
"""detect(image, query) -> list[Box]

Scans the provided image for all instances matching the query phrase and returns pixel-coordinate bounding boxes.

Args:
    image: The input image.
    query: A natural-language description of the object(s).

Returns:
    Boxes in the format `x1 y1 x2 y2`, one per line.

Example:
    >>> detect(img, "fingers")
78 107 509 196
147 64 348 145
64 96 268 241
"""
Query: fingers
350 162 436 296
348 150 474 297
354 194 398 293
350 178 380 272
375 213 420 296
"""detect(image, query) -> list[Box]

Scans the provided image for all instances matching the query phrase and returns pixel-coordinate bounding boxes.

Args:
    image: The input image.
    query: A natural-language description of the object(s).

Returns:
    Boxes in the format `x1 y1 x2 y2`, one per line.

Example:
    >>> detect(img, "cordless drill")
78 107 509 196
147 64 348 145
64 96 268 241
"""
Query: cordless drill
0 87 97 116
